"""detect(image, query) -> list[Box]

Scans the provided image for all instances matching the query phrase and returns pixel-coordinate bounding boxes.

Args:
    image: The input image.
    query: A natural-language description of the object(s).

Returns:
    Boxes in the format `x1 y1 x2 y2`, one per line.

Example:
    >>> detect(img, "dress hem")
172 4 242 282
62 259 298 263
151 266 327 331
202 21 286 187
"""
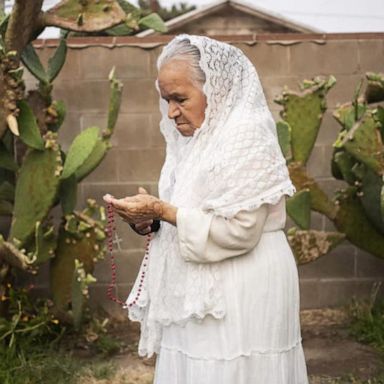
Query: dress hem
159 337 303 361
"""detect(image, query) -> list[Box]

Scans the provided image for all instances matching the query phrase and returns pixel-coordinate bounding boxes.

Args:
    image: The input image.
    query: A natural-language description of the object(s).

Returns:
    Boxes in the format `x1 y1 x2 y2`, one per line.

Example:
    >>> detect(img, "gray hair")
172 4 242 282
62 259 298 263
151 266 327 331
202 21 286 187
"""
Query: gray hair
158 38 206 89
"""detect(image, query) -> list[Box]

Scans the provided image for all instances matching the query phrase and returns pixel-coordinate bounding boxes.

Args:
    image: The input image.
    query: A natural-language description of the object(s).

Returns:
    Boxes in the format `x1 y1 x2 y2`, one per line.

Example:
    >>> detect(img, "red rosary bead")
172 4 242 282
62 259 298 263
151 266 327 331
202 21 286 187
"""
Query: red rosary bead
105 201 151 307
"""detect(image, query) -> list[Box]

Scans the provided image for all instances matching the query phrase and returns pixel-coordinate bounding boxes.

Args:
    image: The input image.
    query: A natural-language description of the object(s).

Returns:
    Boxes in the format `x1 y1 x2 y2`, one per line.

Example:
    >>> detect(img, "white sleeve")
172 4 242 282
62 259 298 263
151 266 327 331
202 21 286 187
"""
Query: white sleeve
176 205 269 263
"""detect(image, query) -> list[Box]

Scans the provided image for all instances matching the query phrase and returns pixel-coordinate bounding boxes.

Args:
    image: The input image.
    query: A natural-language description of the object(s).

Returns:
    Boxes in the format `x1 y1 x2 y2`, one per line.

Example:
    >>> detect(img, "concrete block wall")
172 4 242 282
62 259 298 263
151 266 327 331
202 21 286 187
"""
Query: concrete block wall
24 33 384 316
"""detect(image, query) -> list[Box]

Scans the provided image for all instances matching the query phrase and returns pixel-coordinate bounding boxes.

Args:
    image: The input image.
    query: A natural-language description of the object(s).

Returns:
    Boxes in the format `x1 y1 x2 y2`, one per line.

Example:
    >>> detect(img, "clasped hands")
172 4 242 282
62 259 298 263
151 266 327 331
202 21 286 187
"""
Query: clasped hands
103 187 177 235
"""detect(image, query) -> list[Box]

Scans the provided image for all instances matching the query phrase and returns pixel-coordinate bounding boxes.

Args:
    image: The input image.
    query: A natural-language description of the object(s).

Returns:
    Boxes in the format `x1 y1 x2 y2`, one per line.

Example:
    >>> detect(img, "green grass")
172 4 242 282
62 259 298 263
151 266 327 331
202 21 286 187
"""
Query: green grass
348 283 384 356
0 344 117 384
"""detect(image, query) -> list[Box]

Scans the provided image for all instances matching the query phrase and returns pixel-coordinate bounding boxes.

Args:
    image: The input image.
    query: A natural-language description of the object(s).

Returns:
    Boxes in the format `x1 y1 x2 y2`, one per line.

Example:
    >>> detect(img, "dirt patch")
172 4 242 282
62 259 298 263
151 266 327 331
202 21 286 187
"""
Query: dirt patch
92 308 384 383
301 308 384 381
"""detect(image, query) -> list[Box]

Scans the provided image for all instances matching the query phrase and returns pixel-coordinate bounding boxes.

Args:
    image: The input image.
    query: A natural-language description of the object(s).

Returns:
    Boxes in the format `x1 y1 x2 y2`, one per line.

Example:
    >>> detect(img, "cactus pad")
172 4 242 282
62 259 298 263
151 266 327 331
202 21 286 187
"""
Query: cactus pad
276 120 292 162
61 126 100 179
334 187 384 258
75 139 108 182
275 76 335 165
45 0 126 32
17 100 45 150
334 111 384 176
9 137 62 245
288 162 337 220
365 72 384 104
286 189 311 229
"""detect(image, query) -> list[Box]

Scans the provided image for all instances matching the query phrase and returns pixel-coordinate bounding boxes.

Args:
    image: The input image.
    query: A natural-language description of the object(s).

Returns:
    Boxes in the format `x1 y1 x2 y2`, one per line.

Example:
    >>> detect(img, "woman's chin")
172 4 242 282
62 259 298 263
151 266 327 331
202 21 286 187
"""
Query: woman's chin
176 124 195 136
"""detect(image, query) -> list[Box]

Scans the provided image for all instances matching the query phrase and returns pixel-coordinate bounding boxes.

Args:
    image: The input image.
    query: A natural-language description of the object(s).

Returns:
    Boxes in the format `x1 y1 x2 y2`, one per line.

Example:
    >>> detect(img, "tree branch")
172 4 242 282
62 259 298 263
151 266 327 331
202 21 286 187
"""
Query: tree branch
4 0 44 55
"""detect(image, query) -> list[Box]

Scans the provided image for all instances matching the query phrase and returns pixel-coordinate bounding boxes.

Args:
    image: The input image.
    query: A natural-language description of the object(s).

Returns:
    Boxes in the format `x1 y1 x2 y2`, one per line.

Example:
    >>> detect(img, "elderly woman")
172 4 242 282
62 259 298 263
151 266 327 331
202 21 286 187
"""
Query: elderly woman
104 35 308 384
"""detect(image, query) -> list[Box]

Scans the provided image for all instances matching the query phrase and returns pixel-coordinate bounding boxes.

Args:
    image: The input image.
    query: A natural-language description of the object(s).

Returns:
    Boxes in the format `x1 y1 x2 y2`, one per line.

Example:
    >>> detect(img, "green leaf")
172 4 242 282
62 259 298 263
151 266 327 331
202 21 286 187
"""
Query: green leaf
333 151 357 185
0 142 18 171
60 174 77 215
9 146 61 245
61 126 100 180
75 140 108 182
21 44 49 84
116 0 138 13
139 13 167 33
17 100 45 150
47 39 68 82
286 189 311 229
276 121 292 162
107 67 123 134
0 15 9 38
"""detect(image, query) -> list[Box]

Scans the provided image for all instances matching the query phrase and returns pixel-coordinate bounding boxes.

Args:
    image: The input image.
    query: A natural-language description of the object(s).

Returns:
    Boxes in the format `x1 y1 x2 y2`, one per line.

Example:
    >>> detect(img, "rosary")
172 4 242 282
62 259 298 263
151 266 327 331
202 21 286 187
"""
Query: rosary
106 202 151 307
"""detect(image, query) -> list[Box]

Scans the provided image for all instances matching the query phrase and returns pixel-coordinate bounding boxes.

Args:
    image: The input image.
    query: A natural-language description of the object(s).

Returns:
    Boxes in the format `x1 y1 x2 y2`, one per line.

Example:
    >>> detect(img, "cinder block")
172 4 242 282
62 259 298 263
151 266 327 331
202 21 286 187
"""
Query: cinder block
299 279 320 309
355 248 384 278
31 47 81 81
79 46 151 80
57 112 82 151
52 79 111 112
149 46 165 78
236 42 291 77
316 178 346 200
307 145 327 178
94 250 144 285
81 148 118 183
316 109 341 146
298 244 355 279
316 279 384 307
327 74 365 108
116 148 165 182
357 40 384 73
120 79 158 114
113 216 148 250
324 216 338 232
310 211 324 231
289 40 359 76
81 113 107 132
260 75 301 108
86 113 162 149
116 283 135 300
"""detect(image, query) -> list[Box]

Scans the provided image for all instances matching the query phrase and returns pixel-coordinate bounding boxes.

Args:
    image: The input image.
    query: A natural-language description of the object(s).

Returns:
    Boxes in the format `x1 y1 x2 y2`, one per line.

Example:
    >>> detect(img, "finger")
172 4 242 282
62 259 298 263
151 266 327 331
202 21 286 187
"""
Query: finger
137 226 151 235
138 187 149 195
103 194 115 203
135 220 153 231
110 199 131 210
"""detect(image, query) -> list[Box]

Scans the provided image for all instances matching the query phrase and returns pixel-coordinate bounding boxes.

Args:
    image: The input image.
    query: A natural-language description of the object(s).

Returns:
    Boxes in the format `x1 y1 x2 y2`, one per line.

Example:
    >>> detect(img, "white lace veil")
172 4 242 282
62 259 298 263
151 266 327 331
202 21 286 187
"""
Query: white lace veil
126 34 296 357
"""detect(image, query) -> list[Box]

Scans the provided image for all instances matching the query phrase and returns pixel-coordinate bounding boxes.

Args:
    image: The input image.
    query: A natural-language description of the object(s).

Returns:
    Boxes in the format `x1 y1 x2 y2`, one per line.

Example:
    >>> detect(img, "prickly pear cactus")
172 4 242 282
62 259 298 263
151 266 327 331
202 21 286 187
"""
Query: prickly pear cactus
276 72 384 263
50 199 106 324
330 72 384 250
9 132 62 246
0 3 124 325
275 76 336 165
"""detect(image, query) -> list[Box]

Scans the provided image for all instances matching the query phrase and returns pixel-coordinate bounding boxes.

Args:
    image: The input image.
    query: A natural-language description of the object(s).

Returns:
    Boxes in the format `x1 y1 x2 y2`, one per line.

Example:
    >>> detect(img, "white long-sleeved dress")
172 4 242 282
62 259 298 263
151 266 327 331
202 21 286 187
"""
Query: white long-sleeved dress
153 197 309 384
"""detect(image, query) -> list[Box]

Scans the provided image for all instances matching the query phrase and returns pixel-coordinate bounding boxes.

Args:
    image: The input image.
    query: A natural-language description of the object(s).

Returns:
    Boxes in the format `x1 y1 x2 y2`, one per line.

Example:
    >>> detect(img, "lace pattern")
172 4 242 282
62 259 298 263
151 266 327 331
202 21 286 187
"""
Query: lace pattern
126 35 296 357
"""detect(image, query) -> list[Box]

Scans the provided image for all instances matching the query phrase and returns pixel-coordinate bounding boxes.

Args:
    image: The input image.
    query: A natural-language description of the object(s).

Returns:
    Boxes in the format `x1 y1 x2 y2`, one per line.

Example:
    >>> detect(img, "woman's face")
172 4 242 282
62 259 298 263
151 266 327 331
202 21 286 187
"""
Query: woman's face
158 60 207 136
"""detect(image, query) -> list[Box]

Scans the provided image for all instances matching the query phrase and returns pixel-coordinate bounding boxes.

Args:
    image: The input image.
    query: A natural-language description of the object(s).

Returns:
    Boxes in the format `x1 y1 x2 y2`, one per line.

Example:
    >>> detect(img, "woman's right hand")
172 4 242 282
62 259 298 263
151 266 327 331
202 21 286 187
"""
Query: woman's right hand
129 219 153 235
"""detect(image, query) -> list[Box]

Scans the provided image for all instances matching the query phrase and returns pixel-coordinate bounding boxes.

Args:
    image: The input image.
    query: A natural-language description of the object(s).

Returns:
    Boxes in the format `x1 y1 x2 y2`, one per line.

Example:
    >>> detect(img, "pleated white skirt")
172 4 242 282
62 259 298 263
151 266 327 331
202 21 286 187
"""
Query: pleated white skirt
153 230 309 384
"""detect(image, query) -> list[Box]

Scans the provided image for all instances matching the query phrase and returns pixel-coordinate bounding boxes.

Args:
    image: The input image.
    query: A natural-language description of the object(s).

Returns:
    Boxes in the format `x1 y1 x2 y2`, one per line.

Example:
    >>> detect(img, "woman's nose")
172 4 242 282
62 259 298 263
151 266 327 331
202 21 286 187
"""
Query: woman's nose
168 101 181 119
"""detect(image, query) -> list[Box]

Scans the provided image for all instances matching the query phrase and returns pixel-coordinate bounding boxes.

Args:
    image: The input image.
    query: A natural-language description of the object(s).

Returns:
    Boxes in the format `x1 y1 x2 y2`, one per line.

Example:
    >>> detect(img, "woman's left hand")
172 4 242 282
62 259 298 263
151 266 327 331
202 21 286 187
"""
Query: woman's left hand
103 188 164 224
